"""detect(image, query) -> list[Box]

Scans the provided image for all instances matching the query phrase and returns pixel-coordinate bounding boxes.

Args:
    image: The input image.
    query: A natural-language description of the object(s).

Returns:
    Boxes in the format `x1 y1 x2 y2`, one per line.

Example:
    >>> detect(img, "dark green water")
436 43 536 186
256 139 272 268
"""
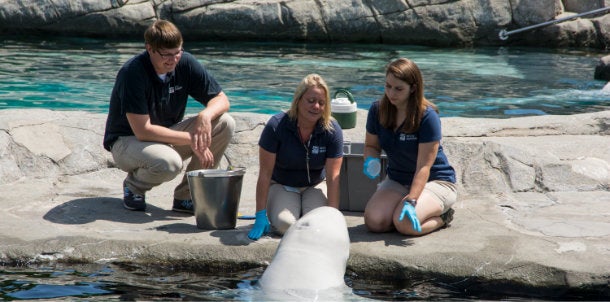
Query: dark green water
2 263 603 301
1 36 609 118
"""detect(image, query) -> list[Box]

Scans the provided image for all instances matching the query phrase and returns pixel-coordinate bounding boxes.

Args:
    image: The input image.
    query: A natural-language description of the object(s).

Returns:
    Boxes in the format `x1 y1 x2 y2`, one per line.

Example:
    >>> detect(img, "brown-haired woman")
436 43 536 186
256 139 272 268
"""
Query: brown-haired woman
362 58 457 236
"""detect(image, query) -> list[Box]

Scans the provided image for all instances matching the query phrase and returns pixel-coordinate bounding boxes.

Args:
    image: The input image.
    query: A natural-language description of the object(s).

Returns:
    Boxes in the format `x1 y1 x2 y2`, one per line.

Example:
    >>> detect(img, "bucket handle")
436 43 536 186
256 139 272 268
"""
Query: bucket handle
222 153 246 175
334 88 355 103
224 153 235 170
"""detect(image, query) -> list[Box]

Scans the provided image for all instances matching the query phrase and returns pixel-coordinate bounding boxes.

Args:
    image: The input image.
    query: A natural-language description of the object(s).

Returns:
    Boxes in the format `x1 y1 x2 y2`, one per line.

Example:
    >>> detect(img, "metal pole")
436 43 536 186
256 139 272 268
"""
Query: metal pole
499 6 610 40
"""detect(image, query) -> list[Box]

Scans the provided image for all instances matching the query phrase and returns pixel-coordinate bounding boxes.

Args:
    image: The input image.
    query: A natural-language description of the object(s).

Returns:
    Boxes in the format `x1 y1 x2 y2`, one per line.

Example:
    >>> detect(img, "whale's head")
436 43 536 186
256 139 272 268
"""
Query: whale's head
259 206 350 294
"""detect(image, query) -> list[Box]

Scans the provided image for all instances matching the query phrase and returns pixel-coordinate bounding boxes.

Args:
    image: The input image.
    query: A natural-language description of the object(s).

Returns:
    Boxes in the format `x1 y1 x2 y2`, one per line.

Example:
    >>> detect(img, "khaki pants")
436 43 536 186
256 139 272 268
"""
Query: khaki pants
111 113 235 200
266 181 328 235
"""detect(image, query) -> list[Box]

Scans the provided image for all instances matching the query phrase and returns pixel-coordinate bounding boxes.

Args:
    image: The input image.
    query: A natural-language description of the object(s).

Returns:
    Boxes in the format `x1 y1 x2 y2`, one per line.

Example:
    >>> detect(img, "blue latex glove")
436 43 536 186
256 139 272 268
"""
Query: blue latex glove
363 156 381 179
398 201 422 232
248 209 270 240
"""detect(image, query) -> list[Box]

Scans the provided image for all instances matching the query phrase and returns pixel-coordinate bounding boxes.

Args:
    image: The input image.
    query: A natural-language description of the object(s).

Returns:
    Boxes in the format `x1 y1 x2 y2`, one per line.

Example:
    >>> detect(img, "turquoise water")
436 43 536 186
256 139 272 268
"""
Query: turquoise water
1 36 609 118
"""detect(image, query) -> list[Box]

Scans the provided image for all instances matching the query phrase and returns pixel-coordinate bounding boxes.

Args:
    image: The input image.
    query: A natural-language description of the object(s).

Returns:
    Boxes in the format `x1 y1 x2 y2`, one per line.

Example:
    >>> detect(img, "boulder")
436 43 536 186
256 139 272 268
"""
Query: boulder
595 55 610 81
1 0 610 48
563 0 607 13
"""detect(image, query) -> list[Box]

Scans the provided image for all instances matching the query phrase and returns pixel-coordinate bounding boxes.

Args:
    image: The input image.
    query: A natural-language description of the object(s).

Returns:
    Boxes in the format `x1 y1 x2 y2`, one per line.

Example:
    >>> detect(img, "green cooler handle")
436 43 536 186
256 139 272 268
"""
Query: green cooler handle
334 89 355 103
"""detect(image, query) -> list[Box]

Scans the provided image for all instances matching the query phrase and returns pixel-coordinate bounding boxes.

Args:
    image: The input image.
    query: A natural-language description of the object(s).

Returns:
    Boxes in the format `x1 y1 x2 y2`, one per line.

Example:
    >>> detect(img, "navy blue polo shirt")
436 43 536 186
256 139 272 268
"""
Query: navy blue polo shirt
259 112 344 187
366 101 456 185
103 51 222 150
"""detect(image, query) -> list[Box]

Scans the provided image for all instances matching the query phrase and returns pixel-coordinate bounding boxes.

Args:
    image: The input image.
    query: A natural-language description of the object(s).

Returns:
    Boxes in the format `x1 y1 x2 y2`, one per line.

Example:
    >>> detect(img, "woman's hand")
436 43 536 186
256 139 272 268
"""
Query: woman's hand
399 200 421 232
248 209 271 240
363 156 381 179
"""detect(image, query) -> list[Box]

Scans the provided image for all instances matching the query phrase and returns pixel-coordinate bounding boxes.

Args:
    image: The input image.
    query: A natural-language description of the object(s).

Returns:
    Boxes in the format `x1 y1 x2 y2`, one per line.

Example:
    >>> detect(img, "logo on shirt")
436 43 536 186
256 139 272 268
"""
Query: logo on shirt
312 146 326 154
169 85 183 94
399 133 418 141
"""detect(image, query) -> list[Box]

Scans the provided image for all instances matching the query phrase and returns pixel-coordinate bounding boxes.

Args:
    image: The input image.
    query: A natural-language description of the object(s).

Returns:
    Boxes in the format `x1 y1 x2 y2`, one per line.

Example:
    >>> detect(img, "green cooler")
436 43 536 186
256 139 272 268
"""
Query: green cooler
331 89 357 129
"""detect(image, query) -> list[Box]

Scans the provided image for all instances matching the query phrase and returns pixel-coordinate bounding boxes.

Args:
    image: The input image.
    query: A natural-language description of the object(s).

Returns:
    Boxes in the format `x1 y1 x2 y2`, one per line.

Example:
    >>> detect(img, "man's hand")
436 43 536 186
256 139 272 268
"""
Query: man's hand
193 147 214 168
191 112 212 153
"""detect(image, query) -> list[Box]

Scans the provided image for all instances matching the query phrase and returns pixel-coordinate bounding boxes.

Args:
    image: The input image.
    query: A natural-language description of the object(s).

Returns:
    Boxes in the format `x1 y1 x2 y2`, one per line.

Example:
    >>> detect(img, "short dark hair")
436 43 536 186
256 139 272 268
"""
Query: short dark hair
144 20 183 52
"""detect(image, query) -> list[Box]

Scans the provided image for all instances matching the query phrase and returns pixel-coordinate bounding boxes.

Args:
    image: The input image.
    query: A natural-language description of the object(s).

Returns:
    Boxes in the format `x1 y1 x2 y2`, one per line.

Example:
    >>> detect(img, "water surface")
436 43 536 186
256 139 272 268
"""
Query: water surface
3 263 596 301
1 36 609 117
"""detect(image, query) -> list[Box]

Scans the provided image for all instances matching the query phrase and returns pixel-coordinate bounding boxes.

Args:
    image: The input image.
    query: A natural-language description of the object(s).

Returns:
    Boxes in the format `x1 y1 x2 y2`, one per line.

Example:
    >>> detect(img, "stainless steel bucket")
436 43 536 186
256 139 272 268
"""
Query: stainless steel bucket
186 167 246 230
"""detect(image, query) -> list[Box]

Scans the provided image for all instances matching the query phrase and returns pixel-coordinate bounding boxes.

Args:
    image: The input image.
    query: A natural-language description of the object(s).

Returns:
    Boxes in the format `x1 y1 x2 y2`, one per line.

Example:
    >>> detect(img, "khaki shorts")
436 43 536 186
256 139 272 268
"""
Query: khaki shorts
378 177 457 214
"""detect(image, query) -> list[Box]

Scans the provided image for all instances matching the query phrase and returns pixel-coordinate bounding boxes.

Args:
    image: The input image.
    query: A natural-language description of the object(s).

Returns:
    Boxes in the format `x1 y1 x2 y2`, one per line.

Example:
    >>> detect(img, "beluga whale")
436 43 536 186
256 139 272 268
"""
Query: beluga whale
257 206 354 301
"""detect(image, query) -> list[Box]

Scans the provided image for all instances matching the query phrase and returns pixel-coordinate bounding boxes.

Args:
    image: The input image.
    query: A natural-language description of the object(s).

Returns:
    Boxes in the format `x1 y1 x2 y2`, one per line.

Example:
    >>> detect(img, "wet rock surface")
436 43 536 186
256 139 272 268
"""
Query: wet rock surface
0 109 608 297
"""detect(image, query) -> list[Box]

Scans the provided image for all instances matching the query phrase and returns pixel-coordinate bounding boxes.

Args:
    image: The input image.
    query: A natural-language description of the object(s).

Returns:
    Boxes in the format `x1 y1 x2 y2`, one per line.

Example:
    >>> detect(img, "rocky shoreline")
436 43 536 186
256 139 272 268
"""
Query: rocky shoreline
1 0 610 48
0 109 608 298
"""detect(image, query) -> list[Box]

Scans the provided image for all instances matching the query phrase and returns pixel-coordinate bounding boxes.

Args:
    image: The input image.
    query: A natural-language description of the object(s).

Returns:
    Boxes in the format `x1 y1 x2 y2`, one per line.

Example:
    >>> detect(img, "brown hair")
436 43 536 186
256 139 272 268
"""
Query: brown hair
144 20 183 52
379 58 438 133
287 74 334 131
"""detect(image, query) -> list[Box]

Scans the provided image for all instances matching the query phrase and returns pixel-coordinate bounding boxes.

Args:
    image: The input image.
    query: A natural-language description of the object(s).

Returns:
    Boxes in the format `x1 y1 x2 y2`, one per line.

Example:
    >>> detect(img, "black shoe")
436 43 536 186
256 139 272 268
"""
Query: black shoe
440 208 454 227
172 198 194 214
123 183 146 211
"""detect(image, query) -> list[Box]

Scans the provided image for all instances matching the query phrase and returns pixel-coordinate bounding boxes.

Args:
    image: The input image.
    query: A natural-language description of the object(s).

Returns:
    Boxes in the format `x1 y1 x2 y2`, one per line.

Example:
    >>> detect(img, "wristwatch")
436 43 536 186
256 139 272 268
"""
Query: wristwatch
406 198 417 206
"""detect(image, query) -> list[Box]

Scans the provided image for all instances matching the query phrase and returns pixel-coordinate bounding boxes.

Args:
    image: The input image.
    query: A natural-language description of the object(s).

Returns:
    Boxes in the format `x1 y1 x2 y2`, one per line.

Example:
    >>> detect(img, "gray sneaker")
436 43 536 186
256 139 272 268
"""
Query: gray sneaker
123 183 146 211
440 208 454 227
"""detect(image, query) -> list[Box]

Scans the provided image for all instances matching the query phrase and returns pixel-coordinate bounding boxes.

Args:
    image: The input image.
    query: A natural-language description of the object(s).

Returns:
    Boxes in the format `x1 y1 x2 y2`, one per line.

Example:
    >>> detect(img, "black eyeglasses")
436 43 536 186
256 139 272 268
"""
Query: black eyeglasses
157 48 184 60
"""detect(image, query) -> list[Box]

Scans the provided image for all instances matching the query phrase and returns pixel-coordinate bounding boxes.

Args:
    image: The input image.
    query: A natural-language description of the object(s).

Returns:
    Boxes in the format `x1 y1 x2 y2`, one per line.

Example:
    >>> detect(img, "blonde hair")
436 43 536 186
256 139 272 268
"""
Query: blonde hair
144 20 183 52
379 58 438 133
287 74 334 131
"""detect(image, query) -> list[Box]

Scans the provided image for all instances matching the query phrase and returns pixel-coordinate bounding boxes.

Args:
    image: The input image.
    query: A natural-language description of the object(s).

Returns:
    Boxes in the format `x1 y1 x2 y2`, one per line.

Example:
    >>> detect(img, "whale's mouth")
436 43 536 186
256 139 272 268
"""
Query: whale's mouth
293 220 312 229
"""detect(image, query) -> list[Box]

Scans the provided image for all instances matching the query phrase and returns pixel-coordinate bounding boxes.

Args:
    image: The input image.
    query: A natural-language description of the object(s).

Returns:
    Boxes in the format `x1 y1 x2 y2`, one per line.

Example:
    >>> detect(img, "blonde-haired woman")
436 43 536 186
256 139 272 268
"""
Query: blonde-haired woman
248 74 344 240
363 58 457 236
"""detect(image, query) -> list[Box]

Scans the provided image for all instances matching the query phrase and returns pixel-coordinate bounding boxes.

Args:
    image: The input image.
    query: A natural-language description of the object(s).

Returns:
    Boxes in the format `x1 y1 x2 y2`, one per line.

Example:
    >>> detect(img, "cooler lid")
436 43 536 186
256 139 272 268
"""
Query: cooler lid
331 97 357 112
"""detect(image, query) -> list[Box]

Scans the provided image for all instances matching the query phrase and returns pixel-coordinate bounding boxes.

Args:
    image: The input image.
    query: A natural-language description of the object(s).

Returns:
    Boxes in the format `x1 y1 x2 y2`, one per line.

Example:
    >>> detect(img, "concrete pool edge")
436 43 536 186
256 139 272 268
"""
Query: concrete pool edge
0 108 608 297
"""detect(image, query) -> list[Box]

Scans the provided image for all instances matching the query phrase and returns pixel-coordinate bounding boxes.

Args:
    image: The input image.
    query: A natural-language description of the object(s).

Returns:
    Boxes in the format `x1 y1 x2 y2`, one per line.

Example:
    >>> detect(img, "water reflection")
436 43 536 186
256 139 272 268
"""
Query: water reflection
2 263 601 301
0 36 608 117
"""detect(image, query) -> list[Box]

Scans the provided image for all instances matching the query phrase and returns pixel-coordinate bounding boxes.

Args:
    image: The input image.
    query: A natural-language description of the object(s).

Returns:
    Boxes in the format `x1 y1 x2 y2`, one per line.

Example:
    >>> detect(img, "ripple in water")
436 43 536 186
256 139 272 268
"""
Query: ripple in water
1 37 609 118
2 263 600 300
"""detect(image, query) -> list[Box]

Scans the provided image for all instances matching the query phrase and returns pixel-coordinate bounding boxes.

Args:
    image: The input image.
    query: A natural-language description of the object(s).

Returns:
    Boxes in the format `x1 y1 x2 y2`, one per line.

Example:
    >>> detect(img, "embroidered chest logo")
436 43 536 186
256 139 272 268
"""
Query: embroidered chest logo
169 85 183 94
312 146 326 154
399 133 417 141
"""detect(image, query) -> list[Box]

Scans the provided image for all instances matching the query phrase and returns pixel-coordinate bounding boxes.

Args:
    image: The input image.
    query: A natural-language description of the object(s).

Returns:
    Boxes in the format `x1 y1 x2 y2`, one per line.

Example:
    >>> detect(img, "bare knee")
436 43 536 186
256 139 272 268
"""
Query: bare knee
394 217 422 236
364 209 393 233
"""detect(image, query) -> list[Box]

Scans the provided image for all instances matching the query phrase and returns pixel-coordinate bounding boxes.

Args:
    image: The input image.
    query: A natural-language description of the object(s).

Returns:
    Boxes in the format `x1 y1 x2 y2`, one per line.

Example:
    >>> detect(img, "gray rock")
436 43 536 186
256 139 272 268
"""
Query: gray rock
595 55 610 80
1 0 610 47
511 0 564 27
0 108 608 296
564 0 607 13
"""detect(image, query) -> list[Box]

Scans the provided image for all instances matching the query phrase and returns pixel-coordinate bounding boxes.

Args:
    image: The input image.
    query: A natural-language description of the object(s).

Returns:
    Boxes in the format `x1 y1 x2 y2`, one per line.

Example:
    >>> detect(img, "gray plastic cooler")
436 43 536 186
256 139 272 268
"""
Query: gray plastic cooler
339 142 386 212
